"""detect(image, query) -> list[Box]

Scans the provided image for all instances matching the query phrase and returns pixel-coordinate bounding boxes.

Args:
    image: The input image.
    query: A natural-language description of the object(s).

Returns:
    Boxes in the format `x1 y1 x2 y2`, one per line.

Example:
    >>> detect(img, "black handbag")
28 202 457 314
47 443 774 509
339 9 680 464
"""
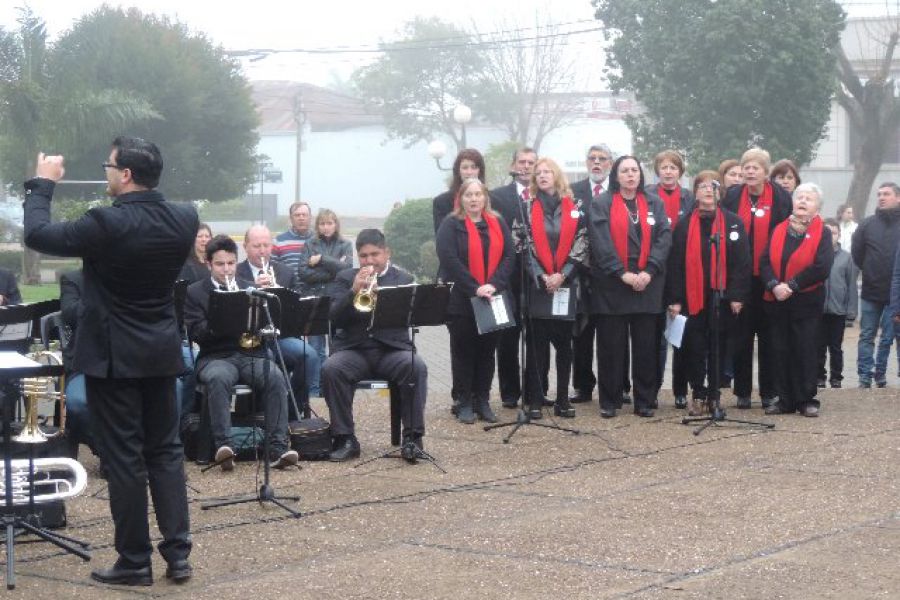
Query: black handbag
289 416 332 460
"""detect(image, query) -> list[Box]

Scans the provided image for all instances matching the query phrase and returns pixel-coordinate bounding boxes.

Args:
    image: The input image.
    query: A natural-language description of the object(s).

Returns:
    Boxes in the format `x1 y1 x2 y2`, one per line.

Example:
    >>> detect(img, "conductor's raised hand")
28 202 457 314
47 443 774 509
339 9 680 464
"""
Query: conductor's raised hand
35 152 65 182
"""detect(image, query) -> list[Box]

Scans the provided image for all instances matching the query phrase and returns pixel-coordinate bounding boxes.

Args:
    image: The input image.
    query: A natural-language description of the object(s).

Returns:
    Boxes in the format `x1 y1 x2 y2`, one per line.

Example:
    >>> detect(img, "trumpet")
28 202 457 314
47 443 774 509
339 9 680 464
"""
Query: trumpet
14 350 65 444
353 268 378 312
224 274 238 292
260 257 278 288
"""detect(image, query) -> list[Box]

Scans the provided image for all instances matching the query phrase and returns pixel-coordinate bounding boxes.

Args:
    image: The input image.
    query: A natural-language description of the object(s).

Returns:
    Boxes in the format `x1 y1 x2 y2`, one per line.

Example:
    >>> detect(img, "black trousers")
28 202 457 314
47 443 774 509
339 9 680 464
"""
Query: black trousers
86 376 191 568
524 318 572 406
733 295 775 399
448 314 498 400
769 307 820 412
596 314 658 411
817 313 846 383
681 306 730 400
572 314 597 393
496 322 522 402
322 344 427 438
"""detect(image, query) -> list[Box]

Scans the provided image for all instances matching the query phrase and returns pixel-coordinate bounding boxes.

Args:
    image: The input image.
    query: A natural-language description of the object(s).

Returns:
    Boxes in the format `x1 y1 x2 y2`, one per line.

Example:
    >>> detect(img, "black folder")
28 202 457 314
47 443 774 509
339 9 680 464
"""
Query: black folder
527 286 576 321
470 291 516 334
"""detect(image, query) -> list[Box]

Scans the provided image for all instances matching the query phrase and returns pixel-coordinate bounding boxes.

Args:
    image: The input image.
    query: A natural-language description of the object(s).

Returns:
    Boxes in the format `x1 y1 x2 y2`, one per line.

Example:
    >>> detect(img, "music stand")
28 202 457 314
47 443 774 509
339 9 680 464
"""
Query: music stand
353 283 448 472
1 352 91 590
681 216 775 436
198 291 301 517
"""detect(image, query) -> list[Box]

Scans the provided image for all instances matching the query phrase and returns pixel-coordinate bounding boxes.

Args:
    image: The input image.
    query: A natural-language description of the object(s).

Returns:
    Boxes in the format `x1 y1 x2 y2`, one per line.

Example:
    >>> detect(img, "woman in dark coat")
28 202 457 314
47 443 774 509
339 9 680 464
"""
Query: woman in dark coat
436 178 515 424
513 157 588 420
432 149 487 236
760 183 833 417
665 171 751 416
179 222 212 283
588 155 672 418
297 208 353 297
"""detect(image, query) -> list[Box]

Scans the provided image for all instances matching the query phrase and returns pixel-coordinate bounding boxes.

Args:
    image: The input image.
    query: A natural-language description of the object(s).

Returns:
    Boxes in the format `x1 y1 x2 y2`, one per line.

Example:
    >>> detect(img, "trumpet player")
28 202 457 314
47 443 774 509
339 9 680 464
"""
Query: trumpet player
237 224 319 409
321 229 428 462
184 235 298 472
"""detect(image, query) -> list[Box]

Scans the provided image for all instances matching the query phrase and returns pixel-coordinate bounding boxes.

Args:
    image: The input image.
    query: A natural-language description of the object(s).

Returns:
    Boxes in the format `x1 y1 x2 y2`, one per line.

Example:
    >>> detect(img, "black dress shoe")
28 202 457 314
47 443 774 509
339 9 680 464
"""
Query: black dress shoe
674 395 687 409
736 396 751 409
621 393 632 405
400 435 423 463
328 436 361 462
568 391 591 404
541 397 554 407
91 563 152 586
165 559 192 583
501 397 519 409
600 408 617 419
764 402 789 415
634 407 655 418
526 406 543 420
553 398 576 418
830 380 842 389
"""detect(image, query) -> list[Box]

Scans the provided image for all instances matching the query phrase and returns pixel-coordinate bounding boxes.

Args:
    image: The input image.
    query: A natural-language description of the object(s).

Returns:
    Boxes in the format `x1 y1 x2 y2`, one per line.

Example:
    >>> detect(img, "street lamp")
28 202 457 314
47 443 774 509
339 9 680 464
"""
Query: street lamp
428 140 450 171
453 103 472 149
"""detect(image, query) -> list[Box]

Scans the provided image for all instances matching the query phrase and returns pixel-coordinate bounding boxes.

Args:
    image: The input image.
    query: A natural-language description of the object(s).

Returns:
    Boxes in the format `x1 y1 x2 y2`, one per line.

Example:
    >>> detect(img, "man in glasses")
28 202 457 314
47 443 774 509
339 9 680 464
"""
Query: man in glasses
24 137 196 586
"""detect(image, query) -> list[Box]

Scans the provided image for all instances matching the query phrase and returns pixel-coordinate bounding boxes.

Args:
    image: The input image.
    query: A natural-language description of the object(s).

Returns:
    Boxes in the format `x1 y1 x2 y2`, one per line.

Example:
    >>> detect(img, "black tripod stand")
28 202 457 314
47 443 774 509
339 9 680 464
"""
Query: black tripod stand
485 192 579 443
681 214 775 436
201 294 301 517
1 362 91 590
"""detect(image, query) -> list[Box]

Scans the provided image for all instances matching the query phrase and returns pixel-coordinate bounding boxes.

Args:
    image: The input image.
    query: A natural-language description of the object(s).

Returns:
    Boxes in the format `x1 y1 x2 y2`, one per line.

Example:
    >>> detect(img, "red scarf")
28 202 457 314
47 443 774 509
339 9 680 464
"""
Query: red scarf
737 181 774 275
763 216 824 301
610 192 651 271
464 212 504 285
531 195 578 273
659 186 682 227
685 210 727 316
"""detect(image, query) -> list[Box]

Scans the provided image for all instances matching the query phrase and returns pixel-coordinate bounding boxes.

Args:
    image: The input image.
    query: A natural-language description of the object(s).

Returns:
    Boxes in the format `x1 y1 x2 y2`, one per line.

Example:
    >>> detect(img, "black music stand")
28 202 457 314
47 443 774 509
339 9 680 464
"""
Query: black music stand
1 353 91 590
198 291 301 517
354 283 449 472
681 217 774 436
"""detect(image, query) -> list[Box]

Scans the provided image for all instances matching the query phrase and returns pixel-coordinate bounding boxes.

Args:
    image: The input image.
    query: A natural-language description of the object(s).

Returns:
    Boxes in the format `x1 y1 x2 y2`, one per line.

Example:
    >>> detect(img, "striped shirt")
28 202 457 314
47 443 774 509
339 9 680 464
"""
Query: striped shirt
272 228 314 275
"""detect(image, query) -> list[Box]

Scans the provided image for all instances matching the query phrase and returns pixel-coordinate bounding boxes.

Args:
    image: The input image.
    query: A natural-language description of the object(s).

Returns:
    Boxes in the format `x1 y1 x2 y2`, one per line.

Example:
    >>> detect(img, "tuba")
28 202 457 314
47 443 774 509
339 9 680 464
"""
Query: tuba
14 350 65 443
0 457 87 504
353 269 378 313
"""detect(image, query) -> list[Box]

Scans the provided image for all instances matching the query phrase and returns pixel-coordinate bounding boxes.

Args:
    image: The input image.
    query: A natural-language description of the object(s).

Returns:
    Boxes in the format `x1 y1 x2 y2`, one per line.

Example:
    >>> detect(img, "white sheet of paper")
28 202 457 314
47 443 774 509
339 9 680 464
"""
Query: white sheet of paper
490 295 510 325
664 313 687 348
552 287 570 316
0 351 40 369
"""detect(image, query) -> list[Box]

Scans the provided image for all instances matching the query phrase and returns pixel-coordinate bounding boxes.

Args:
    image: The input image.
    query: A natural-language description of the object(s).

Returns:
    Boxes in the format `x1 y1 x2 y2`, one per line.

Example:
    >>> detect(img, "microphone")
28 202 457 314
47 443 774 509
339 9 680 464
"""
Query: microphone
711 180 720 190
246 287 277 300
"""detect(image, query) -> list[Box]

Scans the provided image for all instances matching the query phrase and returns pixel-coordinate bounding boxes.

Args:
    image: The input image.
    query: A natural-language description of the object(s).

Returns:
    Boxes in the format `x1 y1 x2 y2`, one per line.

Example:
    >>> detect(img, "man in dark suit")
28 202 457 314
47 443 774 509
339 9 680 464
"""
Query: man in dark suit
569 144 614 404
321 229 428 462
24 137 196 586
236 224 318 409
184 235 298 472
0 267 21 305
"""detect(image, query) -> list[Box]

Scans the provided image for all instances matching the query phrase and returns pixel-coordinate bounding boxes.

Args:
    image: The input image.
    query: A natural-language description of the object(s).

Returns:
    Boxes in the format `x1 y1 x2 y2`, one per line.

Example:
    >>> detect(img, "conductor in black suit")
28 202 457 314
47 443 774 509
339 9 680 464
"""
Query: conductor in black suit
23 137 196 586
321 229 428 462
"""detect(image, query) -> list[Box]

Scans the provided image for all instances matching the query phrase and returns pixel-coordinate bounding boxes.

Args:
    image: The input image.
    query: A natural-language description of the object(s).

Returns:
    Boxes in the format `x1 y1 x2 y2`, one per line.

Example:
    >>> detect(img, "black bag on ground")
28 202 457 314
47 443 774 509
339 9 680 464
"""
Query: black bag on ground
289 417 331 460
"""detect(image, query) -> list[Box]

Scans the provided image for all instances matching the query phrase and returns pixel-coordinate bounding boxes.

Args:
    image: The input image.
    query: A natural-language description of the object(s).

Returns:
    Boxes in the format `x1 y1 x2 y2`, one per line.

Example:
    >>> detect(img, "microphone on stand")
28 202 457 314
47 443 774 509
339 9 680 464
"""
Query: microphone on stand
246 287 277 300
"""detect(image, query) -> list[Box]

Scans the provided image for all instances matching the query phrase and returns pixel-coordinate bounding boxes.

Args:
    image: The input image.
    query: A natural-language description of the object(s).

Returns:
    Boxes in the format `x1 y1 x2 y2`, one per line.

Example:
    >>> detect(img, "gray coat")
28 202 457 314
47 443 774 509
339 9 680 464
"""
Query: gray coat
824 247 858 319
588 191 672 315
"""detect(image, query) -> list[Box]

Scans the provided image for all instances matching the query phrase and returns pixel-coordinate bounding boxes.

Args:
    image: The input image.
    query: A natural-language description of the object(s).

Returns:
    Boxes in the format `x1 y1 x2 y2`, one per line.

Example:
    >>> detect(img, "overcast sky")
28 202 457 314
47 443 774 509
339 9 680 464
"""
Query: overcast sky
0 0 605 87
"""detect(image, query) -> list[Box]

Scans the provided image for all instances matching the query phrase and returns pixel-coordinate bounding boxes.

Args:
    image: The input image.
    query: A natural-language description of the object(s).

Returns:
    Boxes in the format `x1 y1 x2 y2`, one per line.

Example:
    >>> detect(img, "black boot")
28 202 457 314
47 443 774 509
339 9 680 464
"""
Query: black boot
474 393 497 423
553 395 576 418
456 394 476 424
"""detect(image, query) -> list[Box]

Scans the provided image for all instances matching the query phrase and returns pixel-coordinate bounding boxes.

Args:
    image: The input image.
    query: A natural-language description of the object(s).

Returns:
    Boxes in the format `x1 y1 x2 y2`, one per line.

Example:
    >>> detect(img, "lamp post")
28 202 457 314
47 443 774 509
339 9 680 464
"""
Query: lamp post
426 103 473 171
428 140 450 171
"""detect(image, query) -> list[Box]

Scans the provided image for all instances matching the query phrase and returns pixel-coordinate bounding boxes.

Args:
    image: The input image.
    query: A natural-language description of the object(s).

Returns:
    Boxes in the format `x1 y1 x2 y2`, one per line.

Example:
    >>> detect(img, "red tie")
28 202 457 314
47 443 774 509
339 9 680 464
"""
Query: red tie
522 188 530 201
593 183 602 197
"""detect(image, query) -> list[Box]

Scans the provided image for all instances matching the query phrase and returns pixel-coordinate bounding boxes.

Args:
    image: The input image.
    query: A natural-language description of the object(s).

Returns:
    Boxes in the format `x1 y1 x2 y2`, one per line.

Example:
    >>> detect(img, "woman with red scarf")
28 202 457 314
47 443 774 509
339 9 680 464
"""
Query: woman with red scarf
759 183 833 417
513 157 588 420
436 178 515 424
589 155 672 418
646 149 695 408
665 171 751 416
721 148 792 410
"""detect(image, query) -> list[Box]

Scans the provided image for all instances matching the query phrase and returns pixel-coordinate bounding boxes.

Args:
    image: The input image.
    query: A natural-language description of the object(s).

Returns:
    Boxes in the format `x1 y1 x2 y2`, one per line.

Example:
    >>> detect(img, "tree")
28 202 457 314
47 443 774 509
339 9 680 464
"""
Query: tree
45 6 259 201
383 198 435 281
835 20 900 217
594 0 845 172
353 17 483 151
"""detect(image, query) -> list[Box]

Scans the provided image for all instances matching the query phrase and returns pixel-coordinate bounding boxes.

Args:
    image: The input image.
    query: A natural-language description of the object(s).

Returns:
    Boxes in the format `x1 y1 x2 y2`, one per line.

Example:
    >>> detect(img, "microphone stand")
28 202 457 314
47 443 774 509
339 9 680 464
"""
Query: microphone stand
681 208 775 436
484 184 579 443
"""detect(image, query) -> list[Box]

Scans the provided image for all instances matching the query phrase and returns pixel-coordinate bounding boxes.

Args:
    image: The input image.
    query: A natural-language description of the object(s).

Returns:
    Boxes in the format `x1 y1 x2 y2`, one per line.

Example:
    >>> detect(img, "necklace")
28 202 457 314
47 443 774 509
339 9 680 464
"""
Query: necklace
623 197 639 224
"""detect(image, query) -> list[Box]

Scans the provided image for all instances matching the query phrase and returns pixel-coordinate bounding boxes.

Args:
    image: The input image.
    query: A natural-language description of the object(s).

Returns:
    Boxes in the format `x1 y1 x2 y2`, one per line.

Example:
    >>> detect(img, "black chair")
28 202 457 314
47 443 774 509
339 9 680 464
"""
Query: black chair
354 380 401 446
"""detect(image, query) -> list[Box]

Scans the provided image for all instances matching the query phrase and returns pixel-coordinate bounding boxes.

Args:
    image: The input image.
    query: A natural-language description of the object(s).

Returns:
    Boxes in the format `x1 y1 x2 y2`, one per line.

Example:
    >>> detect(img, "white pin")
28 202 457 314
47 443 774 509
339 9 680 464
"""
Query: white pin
647 216 656 226
755 208 765 218
729 231 739 241
570 209 580 219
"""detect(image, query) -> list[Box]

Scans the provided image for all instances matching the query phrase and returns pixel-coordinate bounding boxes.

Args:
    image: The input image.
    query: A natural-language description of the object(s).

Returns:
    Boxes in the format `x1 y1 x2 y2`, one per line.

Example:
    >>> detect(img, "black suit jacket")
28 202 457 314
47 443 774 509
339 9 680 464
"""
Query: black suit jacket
327 264 414 352
59 269 82 371
489 181 523 229
0 268 21 306
236 259 298 291
23 179 197 378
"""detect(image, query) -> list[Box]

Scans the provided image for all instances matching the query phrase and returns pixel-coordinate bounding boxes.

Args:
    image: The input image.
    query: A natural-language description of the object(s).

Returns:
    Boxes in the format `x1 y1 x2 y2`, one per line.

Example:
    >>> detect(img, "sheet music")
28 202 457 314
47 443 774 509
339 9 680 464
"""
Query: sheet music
0 351 40 369
490 295 510 325
552 288 570 316
665 314 687 348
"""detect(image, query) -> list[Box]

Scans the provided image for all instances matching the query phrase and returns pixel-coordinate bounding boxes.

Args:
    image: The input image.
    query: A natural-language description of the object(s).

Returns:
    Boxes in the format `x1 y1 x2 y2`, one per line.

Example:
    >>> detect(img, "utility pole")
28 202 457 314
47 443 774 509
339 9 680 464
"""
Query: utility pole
293 89 307 202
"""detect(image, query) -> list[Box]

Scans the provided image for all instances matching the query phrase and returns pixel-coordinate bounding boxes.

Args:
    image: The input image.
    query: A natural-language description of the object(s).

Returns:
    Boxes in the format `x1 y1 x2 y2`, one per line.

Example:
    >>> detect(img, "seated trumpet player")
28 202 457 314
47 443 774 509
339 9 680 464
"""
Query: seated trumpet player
183 234 298 471
321 228 428 462
236 224 319 409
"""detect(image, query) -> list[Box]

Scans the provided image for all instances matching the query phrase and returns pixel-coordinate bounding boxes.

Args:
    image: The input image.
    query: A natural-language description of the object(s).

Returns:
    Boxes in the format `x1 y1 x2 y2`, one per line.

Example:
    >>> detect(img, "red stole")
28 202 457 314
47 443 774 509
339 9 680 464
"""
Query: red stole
464 212 504 285
531 195 578 273
659 186 682 227
763 216 824 301
737 182 774 275
610 192 651 271
685 210 727 316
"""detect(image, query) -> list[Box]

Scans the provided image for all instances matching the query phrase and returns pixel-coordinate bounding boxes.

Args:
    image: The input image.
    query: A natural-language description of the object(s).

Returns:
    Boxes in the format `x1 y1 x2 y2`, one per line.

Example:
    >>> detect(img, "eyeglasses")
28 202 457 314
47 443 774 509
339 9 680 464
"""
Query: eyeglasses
589 155 611 163
101 162 125 171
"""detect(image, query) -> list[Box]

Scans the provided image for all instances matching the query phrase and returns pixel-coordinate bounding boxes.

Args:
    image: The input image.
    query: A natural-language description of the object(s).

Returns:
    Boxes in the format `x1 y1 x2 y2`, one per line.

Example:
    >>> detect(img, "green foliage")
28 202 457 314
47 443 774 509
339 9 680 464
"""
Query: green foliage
20 283 60 303
383 198 435 280
594 0 846 171
43 6 259 201
484 141 519 189
0 250 22 275
353 17 483 150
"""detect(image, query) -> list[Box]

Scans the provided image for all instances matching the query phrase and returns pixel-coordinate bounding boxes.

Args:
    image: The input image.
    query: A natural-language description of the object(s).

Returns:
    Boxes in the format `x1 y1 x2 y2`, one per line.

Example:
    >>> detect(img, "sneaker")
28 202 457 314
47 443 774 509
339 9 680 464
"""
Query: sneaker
272 449 299 469
802 405 819 417
215 445 235 472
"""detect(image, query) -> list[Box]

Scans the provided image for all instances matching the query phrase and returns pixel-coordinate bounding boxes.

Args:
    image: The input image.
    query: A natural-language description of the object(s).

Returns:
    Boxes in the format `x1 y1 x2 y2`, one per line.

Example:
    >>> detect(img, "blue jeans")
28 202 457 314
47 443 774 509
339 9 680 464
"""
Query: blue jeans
858 299 895 382
308 335 327 385
276 336 321 401
65 372 93 451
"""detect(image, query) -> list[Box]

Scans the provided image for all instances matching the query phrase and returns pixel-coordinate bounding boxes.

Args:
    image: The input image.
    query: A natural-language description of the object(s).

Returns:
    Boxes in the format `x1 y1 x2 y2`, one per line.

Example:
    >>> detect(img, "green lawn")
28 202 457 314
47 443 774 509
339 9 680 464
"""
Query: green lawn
21 283 61 303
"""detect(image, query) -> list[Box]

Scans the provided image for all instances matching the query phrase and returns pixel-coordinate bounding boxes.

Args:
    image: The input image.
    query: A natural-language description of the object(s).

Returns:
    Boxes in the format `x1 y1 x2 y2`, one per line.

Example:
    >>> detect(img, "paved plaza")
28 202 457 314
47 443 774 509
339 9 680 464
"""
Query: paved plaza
3 325 900 599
